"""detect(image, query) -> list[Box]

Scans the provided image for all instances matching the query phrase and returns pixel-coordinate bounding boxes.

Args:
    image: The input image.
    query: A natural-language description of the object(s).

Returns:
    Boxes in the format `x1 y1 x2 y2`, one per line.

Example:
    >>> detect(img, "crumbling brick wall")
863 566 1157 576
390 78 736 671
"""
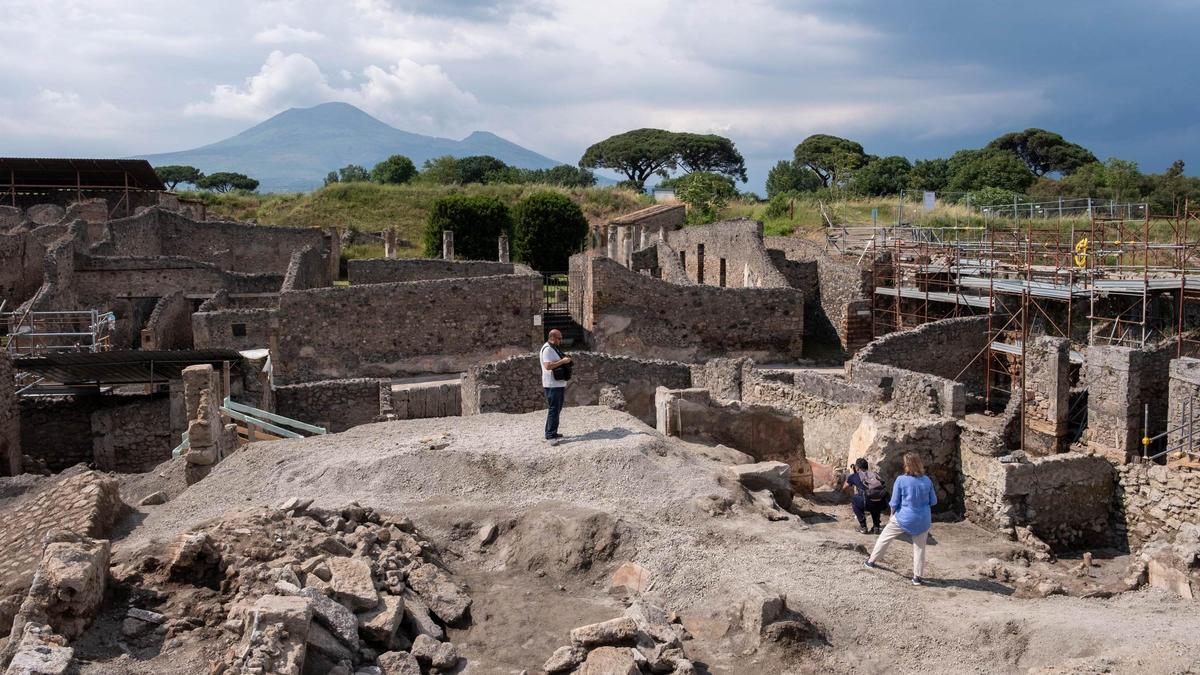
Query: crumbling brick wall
274 379 388 433
191 291 276 351
574 255 804 363
1114 462 1200 550
348 259 521 285
273 273 542 385
845 415 962 514
139 291 193 350
960 431 1114 550
662 219 791 288
19 395 172 472
603 204 685 267
280 246 328 292
461 352 693 425
1086 342 1173 464
0 353 19 476
0 470 122 597
0 227 55 307
764 236 874 356
849 315 990 393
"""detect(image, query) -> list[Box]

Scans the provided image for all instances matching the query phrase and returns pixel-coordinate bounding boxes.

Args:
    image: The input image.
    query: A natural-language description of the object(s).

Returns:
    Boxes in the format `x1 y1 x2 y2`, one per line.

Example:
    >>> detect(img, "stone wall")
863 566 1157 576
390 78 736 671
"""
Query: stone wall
0 226 58 307
19 395 171 472
662 219 790 288
574 255 804 363
764 237 874 356
192 307 276 351
849 315 990 392
273 273 542 384
846 415 962 513
1022 336 1071 455
348 259 521 285
629 241 691 285
1086 342 1173 464
1167 357 1200 452
386 381 462 421
655 387 812 493
280 246 328 292
461 351 694 425
139 291 193 350
92 208 336 283
1114 462 1200 551
960 434 1115 550
603 204 685 268
90 396 173 472
0 471 123 597
0 354 18 476
274 379 388 433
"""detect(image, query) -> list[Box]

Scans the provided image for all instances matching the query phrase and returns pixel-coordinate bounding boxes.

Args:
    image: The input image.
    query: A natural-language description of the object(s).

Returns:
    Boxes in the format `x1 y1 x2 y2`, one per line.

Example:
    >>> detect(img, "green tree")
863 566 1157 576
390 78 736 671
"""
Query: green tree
579 128 679 190
765 160 821 198
421 195 512 260
908 158 951 192
1057 162 1107 198
1147 160 1200 214
986 128 1098 176
421 156 462 184
1104 158 1142 204
850 155 912 196
522 165 598 187
154 165 203 190
511 191 590 271
674 132 748 182
793 134 867 188
673 172 737 224
323 171 339 186
945 148 1035 193
336 164 370 183
456 155 510 184
370 155 418 184
196 172 259 193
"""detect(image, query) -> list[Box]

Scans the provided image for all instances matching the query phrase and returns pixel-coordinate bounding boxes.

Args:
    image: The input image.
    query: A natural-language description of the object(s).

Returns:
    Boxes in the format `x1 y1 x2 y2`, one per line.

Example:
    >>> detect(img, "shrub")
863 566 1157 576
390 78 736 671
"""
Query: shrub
421 195 512 260
512 191 590 271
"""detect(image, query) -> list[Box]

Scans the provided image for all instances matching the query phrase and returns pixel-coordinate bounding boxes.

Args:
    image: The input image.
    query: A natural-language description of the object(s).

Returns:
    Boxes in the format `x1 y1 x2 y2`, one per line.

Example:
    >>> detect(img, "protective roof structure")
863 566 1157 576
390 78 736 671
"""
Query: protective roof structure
12 349 242 386
0 158 166 191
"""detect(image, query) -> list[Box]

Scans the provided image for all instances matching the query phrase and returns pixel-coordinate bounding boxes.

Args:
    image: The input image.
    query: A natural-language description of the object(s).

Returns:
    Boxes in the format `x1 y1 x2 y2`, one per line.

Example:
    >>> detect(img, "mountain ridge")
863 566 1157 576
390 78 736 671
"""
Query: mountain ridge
136 102 564 193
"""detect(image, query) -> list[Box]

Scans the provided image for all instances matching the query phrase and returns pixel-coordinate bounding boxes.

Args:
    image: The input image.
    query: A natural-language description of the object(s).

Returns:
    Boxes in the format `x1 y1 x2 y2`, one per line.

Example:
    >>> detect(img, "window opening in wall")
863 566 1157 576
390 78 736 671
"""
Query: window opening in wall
719 258 727 287
696 244 705 284
231 323 247 337
679 251 686 276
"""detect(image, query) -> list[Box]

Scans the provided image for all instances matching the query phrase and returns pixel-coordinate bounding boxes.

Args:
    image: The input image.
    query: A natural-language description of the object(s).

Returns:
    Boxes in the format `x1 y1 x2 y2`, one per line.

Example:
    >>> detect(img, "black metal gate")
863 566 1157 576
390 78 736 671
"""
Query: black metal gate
542 271 585 344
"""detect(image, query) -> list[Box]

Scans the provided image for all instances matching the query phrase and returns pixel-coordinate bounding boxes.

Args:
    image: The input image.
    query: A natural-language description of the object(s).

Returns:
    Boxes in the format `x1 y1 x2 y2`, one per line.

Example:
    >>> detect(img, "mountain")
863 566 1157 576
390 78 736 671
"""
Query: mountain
137 102 564 193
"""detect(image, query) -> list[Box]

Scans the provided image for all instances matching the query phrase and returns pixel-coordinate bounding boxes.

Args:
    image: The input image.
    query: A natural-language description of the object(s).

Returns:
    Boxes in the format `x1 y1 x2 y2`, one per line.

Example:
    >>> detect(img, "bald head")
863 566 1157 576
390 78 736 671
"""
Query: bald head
548 329 562 345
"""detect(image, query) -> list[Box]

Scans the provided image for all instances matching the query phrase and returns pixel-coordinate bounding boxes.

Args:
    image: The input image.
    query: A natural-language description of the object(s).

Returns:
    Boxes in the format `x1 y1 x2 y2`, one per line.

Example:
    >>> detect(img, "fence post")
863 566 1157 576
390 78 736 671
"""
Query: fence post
442 230 454 260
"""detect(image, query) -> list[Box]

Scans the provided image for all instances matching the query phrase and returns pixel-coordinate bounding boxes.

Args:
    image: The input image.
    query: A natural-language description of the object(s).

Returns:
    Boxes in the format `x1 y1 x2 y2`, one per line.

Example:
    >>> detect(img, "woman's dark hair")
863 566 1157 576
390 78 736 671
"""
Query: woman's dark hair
855 457 869 471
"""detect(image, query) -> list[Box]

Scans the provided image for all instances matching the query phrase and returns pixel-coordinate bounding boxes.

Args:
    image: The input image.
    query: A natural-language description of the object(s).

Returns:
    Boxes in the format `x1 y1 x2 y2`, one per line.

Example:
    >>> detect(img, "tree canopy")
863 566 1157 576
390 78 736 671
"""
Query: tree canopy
986 128 1098 176
850 155 912 197
765 160 822 198
422 195 512 260
154 165 203 190
579 128 746 190
793 134 868 188
945 148 1036 194
511 192 590 271
673 172 737 224
195 172 258 193
370 155 418 184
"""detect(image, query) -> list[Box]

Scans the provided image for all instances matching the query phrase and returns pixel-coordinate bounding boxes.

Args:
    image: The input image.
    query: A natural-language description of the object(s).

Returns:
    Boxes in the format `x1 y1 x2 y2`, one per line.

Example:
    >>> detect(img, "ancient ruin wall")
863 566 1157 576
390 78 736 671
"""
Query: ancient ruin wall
19 395 172 472
280 246 328 292
192 307 276 351
849 315 990 390
764 236 874 355
0 353 19 476
1086 343 1173 464
348 259 523 285
845 415 962 513
93 208 334 283
461 351 694 425
576 256 804 363
386 382 462 421
140 291 193 350
629 241 691 285
90 396 174 472
273 273 542 385
1115 463 1200 550
274 379 388 433
0 227 54 307
663 219 790 288
1167 357 1200 450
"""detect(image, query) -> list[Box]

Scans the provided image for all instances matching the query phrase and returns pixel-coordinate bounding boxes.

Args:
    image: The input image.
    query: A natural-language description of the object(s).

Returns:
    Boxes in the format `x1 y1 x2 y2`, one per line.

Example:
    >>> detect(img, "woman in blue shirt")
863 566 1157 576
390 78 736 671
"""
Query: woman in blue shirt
864 452 937 586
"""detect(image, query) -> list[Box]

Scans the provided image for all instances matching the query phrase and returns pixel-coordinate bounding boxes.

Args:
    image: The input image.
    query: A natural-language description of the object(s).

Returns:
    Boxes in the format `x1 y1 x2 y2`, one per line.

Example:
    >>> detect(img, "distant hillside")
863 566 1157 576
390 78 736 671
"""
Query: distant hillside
137 102 564 193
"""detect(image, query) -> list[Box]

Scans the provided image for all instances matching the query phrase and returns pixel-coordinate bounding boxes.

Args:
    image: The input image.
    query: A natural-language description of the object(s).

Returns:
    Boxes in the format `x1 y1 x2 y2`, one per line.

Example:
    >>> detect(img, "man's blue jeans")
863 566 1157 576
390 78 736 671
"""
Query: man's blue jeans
544 386 565 438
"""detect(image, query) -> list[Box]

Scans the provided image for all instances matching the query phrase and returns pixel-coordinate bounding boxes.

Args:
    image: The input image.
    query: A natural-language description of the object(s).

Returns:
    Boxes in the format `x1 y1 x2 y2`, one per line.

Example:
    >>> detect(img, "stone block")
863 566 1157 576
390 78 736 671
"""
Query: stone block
405 563 469 625
569 616 639 648
740 583 786 637
577 646 639 675
722 462 793 508
326 557 377 611
5 622 73 675
358 593 404 648
376 650 420 675
15 531 110 641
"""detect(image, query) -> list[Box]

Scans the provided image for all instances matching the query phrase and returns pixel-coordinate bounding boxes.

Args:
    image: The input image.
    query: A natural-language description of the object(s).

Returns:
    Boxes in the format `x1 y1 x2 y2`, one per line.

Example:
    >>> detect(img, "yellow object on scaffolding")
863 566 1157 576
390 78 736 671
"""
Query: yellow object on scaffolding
1074 238 1088 267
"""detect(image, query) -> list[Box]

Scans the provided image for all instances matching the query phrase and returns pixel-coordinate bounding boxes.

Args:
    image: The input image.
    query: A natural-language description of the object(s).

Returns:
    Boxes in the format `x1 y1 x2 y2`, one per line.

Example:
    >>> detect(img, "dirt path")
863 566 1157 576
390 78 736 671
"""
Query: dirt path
113 408 1200 674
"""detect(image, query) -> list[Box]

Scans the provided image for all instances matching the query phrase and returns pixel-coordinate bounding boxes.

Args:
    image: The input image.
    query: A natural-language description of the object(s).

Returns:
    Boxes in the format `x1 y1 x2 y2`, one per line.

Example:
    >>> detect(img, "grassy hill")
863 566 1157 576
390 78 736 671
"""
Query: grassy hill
185 182 651 258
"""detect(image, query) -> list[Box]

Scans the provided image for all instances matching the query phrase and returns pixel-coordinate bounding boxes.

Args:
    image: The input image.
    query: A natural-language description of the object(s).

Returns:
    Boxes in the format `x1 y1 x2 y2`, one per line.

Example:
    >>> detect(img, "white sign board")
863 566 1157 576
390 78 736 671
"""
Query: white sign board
923 191 936 212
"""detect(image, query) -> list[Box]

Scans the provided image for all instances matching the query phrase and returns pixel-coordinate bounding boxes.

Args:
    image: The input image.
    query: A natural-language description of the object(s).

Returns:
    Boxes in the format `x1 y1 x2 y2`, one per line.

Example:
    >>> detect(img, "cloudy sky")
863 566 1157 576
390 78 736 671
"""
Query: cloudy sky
1 0 1197 191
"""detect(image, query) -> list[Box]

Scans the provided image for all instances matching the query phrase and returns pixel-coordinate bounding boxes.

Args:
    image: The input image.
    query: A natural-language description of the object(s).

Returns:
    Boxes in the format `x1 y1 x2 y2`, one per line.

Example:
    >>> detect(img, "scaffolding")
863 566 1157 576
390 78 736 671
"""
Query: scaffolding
868 198 1200 452
1 309 116 354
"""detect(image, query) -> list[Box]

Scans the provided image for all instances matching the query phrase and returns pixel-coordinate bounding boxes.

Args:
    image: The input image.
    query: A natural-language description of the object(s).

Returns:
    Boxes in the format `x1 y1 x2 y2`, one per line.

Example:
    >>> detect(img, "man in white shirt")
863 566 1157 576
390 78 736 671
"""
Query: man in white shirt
540 329 572 441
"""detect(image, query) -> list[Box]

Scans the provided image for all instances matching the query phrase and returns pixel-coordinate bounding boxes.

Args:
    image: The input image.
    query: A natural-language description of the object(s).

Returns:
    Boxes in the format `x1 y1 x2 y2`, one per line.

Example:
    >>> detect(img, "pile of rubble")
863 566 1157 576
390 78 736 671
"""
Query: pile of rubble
100 500 468 674
542 599 696 675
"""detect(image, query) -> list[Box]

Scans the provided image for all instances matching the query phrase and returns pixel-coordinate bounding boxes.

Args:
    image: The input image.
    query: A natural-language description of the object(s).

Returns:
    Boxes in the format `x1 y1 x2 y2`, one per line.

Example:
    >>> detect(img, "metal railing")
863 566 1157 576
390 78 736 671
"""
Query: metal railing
2 309 115 354
1142 399 1200 462
172 397 327 457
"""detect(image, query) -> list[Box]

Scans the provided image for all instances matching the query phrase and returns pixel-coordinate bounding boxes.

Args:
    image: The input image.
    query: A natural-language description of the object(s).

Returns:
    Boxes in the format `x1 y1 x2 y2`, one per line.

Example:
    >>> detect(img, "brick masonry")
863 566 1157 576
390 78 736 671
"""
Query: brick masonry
19 395 173 472
272 273 542 384
0 470 123 596
274 379 389 433
764 237 874 357
1114 462 1200 550
572 255 804 364
348 259 522 285
1086 342 1172 464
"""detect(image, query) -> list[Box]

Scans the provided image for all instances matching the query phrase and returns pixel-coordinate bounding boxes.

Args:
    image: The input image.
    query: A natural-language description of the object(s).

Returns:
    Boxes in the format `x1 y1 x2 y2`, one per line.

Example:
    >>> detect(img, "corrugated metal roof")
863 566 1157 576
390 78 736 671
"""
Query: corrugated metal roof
13 349 242 386
0 158 165 191
874 285 993 309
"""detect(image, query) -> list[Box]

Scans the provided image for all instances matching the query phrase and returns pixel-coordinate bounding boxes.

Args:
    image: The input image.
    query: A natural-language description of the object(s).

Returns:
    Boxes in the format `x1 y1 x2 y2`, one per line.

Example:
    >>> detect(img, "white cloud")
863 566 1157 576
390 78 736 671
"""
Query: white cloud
253 24 325 44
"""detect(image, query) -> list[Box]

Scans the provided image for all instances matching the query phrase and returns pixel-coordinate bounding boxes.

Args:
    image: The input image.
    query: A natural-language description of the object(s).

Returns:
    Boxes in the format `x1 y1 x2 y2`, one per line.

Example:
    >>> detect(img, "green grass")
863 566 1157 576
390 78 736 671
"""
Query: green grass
183 183 651 258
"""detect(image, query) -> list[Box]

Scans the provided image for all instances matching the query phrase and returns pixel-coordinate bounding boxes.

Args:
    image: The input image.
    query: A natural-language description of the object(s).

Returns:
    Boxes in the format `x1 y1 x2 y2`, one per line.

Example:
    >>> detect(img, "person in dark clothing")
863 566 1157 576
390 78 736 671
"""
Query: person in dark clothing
843 457 887 534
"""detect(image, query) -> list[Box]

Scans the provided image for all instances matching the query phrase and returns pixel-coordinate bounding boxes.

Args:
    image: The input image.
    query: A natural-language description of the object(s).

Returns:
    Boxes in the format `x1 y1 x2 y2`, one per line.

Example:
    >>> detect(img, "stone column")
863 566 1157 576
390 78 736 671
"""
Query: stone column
498 233 510 263
606 226 619 259
442 230 454 260
384 229 396 258
1023 336 1071 455
0 352 19 476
